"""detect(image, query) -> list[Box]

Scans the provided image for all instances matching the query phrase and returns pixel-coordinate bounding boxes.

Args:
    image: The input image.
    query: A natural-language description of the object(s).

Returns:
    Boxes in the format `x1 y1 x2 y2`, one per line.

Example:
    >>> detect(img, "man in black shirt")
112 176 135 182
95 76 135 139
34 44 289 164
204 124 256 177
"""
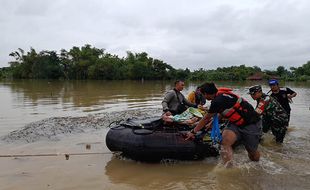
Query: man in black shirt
186 83 261 167
268 79 297 124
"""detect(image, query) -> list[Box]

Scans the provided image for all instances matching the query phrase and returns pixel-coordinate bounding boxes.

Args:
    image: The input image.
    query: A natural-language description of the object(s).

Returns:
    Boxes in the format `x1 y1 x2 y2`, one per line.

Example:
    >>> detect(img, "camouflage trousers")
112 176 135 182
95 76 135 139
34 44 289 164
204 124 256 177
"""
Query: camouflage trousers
262 120 287 143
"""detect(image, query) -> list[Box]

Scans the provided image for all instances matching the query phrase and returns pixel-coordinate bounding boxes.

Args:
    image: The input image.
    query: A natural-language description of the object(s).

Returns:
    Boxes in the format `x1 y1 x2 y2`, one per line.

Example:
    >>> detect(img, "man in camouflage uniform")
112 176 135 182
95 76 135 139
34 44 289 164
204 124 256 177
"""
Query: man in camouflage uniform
249 85 289 143
268 79 297 125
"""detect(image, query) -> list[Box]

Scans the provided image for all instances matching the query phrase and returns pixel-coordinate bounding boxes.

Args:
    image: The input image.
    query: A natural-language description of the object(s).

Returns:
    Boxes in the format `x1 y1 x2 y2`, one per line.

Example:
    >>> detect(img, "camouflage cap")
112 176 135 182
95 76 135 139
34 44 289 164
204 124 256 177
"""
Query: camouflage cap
248 85 262 95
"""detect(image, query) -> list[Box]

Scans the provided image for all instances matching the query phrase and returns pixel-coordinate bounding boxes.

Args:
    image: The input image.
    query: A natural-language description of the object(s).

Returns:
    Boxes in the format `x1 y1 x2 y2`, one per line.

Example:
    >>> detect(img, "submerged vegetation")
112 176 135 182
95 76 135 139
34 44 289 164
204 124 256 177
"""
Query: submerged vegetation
1 44 309 81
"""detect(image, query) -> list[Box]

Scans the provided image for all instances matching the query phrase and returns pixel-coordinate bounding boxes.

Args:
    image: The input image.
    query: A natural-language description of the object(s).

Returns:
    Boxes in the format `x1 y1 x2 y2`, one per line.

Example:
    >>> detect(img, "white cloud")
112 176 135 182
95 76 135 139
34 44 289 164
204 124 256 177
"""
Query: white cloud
1 0 310 70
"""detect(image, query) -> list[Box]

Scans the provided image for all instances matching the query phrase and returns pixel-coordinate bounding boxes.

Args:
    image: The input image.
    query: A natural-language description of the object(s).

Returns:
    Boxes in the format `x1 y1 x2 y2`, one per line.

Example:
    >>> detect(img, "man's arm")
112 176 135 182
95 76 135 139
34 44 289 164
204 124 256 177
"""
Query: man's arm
286 87 297 99
185 112 215 140
162 91 174 112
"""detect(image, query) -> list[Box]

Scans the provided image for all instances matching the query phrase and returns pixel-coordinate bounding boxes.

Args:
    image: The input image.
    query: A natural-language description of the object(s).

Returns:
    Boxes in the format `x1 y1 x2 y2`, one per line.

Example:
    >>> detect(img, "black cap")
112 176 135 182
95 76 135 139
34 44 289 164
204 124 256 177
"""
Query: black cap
200 82 218 95
248 85 262 95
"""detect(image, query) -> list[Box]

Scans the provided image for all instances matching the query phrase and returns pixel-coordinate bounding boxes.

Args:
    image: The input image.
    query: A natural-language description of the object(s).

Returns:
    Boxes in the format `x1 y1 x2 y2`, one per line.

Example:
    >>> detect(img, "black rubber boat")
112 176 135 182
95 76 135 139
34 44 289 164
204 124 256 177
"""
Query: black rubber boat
106 117 219 162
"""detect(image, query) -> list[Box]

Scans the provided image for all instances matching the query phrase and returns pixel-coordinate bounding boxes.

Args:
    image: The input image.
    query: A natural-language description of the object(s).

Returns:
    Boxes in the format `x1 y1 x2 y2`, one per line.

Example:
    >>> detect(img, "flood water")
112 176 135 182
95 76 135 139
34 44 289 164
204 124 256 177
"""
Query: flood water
0 80 310 190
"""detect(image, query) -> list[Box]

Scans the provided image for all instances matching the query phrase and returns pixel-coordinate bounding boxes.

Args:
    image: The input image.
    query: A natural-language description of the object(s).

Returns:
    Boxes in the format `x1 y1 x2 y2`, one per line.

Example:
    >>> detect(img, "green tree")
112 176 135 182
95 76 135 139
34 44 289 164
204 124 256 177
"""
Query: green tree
291 61 310 81
31 51 62 79
67 44 105 79
5 44 308 81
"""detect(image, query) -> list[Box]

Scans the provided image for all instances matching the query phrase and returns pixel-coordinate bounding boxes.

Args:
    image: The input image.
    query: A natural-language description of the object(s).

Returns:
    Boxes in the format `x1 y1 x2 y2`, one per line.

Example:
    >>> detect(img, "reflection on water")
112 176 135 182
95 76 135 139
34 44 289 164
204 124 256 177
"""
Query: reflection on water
0 80 310 190
105 155 219 189
0 80 171 134
5 80 168 108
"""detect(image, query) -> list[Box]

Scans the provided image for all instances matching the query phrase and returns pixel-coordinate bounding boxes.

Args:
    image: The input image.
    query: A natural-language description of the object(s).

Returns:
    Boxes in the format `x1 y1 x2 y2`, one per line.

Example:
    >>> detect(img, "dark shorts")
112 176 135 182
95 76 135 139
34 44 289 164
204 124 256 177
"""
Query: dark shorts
224 120 262 152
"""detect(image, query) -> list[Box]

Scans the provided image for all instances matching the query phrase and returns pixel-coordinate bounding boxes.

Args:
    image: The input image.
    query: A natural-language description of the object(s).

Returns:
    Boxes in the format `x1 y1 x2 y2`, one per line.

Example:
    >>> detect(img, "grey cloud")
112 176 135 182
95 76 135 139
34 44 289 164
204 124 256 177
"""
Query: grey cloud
0 0 309 70
15 0 50 16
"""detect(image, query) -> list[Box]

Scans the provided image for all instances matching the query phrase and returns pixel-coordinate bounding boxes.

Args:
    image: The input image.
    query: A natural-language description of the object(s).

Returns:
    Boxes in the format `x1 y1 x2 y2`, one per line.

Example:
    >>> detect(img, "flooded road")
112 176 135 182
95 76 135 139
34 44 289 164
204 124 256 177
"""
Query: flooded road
0 80 309 190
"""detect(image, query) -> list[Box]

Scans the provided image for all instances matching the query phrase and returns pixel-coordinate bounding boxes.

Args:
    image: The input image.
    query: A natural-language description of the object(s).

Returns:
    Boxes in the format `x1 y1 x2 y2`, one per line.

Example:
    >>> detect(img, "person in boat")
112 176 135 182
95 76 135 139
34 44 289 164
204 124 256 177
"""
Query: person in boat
268 79 297 127
249 85 289 143
186 82 262 167
187 85 206 106
162 107 203 126
162 80 199 116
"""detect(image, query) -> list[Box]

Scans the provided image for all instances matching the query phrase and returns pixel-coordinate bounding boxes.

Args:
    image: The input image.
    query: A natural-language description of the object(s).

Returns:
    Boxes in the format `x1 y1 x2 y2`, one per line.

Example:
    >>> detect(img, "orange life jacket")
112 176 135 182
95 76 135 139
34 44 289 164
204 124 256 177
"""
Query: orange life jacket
216 87 234 96
216 88 255 126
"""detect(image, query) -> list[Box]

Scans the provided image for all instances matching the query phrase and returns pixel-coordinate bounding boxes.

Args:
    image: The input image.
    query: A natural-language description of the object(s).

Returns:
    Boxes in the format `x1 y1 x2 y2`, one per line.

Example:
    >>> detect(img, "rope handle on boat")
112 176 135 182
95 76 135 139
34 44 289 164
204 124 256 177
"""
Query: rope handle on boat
108 119 125 129
131 123 160 135
108 118 159 135
108 118 186 135
108 119 153 133
108 118 148 129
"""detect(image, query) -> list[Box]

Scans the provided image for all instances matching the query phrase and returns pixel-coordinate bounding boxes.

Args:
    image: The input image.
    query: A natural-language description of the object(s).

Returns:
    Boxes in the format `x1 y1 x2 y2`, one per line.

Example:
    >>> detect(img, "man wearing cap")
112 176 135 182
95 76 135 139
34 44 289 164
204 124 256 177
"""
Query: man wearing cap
268 79 297 125
186 82 261 167
162 80 198 116
249 85 289 143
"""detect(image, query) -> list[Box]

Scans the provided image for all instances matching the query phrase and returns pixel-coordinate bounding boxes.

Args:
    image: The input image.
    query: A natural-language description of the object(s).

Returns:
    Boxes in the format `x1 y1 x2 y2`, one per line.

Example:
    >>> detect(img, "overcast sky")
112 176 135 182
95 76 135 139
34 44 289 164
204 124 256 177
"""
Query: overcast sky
1 0 310 70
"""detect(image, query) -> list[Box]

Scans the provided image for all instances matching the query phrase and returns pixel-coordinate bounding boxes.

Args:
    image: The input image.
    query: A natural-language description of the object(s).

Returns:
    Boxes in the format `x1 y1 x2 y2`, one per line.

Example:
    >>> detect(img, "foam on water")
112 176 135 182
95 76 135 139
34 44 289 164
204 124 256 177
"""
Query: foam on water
1 108 161 143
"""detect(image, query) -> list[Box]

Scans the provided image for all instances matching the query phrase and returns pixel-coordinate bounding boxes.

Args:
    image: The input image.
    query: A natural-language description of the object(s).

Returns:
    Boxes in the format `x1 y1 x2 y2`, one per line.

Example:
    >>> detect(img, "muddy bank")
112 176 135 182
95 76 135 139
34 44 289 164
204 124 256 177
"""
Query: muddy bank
2 108 162 143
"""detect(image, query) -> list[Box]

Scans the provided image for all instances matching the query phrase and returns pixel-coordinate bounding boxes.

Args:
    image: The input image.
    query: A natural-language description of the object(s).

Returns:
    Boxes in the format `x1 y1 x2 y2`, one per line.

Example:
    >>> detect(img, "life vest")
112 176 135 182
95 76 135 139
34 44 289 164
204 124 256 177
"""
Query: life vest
216 87 233 96
221 96 245 126
216 88 259 126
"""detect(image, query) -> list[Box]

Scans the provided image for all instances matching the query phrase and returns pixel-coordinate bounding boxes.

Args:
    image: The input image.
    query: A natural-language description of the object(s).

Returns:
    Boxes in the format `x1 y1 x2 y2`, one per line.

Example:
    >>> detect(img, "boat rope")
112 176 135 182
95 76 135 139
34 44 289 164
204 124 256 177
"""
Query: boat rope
0 152 113 159
108 119 190 137
210 114 222 144
108 119 124 128
108 119 164 135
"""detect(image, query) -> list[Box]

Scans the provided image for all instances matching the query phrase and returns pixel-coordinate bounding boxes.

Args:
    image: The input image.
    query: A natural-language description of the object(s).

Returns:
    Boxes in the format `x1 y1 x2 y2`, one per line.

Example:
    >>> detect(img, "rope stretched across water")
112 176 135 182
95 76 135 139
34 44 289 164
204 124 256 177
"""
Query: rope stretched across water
0 152 113 158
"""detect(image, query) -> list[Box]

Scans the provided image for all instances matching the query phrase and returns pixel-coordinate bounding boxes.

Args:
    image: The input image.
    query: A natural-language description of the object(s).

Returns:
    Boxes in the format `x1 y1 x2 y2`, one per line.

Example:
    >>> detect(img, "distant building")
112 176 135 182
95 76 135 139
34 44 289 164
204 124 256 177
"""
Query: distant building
268 76 280 80
247 72 264 80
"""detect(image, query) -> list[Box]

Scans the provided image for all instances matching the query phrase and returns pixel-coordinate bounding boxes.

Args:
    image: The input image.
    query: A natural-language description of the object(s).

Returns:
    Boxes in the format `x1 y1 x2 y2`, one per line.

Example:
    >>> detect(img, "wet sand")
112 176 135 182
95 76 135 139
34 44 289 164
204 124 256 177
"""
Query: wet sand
0 109 161 190
0 128 113 190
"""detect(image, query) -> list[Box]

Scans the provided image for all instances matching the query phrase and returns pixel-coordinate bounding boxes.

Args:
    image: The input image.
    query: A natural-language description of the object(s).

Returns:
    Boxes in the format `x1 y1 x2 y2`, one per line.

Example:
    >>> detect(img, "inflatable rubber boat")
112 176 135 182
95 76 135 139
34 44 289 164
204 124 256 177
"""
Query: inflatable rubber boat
105 117 219 162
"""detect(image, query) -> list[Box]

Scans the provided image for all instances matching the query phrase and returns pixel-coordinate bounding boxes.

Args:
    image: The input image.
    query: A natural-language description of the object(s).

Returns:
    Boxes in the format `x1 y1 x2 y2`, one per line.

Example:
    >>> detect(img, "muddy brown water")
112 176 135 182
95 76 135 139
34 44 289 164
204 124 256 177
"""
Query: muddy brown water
0 80 309 190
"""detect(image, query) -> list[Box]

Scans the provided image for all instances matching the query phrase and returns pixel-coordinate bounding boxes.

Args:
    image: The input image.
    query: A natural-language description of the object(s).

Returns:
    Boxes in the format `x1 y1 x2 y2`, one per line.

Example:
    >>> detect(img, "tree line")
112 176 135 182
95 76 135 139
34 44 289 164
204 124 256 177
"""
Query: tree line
0 44 309 81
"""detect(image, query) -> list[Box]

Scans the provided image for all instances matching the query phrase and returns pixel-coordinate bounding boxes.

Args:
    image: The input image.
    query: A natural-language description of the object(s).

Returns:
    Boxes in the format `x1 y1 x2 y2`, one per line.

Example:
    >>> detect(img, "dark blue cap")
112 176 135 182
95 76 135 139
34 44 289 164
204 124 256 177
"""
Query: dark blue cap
268 79 278 85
